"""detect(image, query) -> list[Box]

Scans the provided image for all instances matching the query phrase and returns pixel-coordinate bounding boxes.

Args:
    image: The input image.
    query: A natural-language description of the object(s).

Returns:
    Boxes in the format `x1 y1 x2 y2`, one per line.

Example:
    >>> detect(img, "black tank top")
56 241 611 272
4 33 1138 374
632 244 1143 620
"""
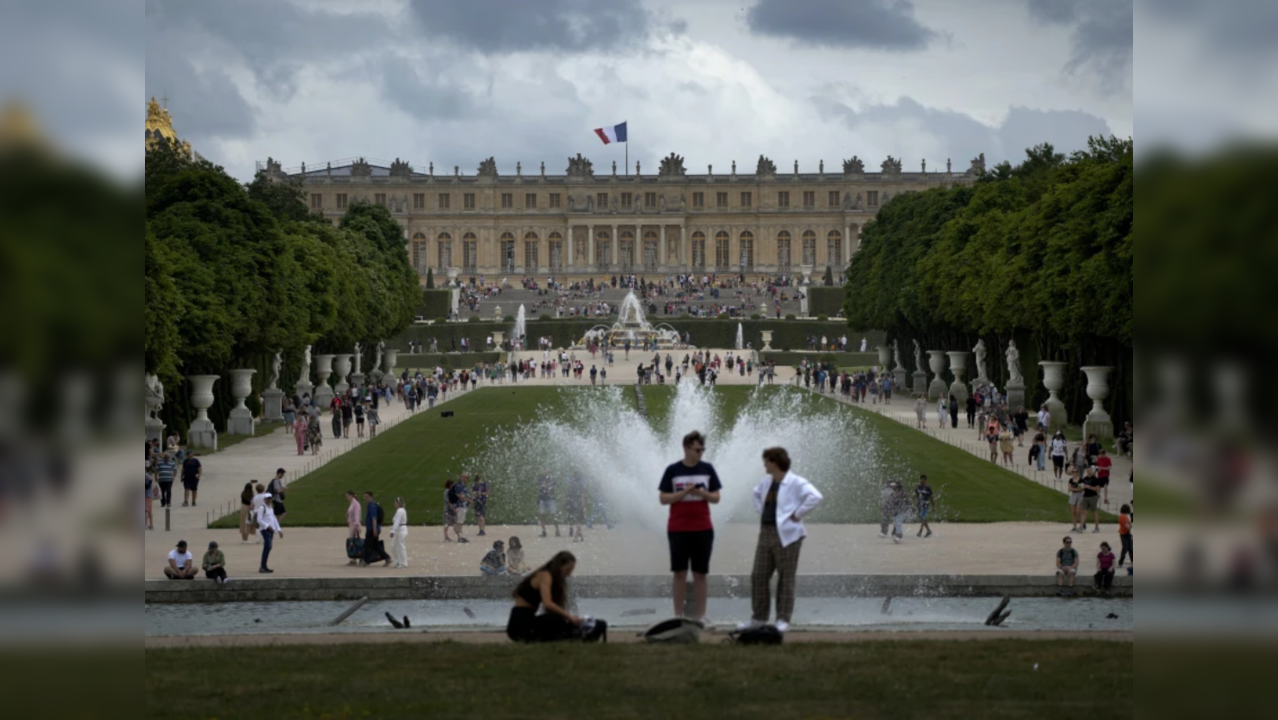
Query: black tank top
515 574 544 608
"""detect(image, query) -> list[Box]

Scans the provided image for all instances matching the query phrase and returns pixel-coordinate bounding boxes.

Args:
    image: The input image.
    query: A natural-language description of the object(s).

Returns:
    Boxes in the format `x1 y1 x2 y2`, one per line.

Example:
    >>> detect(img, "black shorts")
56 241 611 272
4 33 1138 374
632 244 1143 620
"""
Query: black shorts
668 529 714 574
1097 476 1110 487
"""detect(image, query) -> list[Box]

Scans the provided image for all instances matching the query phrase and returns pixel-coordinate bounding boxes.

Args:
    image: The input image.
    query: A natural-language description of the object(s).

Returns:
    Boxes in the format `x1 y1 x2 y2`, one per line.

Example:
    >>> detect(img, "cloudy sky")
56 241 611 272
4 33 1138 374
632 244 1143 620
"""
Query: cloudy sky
136 0 1140 181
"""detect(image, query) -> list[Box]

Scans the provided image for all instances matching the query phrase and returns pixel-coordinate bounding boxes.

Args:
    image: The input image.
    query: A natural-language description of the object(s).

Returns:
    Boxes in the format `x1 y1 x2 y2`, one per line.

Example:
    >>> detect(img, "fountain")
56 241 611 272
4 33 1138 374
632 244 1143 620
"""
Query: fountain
736 323 744 350
577 291 683 349
513 305 527 350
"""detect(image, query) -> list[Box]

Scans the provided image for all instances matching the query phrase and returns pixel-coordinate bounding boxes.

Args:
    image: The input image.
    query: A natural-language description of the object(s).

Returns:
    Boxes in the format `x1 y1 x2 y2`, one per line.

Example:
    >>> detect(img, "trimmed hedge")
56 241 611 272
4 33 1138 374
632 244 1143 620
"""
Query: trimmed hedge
807 286 844 317
420 289 451 319
392 319 884 352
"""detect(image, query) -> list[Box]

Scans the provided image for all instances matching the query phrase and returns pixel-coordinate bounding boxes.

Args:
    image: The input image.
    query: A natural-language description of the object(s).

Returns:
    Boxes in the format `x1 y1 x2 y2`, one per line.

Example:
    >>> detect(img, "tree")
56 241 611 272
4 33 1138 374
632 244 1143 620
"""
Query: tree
822 265 834 286
425 267 434 289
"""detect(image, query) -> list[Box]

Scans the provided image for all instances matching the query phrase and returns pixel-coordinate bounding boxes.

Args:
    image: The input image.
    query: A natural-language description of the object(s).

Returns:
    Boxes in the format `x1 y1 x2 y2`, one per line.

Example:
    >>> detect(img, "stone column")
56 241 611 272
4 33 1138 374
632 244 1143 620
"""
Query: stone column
588 223 595 267
1039 361 1068 430
314 354 334 407
611 223 618 272
1080 366 1115 442
226 368 256 435
946 351 969 403
567 226 574 268
844 223 851 266
680 225 687 271
186 374 219 450
927 350 948 402
659 225 666 267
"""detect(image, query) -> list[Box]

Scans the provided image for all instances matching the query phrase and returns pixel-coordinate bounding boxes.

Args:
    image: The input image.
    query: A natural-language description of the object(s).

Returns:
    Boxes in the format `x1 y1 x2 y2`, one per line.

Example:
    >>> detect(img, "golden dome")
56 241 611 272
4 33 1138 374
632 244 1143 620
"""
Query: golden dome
146 96 192 157
0 100 44 150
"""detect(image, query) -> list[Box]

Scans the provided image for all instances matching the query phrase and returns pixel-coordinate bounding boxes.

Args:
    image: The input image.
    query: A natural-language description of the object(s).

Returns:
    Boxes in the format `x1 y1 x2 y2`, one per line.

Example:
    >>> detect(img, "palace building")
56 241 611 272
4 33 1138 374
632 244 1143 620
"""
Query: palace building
262 150 983 284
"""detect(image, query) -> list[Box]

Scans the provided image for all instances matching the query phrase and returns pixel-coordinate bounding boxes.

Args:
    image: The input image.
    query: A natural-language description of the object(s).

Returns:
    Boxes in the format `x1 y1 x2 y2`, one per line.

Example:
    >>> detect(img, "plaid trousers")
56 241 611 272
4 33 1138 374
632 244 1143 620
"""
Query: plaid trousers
751 524 804 622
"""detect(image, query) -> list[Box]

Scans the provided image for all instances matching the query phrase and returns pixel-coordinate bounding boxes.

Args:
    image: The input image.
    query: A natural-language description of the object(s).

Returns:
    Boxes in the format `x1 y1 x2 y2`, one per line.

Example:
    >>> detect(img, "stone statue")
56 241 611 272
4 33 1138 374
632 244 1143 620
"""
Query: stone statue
301 344 312 380
389 158 411 177
353 342 362 374
374 341 384 373
610 196 618 213
350 158 371 177
947 158 951 173
892 340 903 370
659 153 686 177
913 339 922 373
566 153 594 177
881 155 903 174
566 194 576 211
269 350 282 389
1006 340 1023 386
477 157 498 177
842 192 854 210
973 338 988 381
756 155 776 175
540 161 545 175
678 193 687 210
144 373 164 419
659 194 666 211
843 156 865 174
585 194 594 211
855 192 862 208
968 152 986 175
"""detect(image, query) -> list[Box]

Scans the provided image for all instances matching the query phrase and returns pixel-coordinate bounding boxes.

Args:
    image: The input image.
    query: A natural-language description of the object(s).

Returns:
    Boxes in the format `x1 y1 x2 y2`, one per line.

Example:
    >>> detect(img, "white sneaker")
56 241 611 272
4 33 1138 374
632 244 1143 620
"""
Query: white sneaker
695 616 711 628
878 533 887 539
891 536 901 544
775 620 790 633
736 619 765 631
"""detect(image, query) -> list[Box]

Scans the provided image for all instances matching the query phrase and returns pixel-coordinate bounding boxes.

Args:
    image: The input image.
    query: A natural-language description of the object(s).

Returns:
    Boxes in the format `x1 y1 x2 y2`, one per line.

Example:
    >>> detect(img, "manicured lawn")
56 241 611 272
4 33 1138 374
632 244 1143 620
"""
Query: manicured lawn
144 640 1132 720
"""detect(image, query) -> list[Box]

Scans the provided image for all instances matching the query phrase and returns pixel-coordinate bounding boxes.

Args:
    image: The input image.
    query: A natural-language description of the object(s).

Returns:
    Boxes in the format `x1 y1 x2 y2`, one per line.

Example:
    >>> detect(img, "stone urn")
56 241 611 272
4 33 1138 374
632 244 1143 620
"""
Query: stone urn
186 374 219 450
314 354 335 408
226 368 256 435
332 354 352 395
761 330 774 352
876 345 891 368
384 348 399 380
946 351 969 403
1039 361 1068 429
927 350 948 402
494 305 503 323
1080 365 1115 442
492 330 505 348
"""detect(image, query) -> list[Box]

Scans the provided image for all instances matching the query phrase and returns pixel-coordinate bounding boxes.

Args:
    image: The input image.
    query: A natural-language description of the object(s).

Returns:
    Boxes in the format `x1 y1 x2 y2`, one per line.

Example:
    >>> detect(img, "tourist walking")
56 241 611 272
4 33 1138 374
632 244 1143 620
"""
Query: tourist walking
389 497 409 568
180 451 202 507
362 491 391 566
451 475 471 543
239 482 256 542
506 551 582 643
1050 431 1067 478
144 475 158 530
948 394 959 429
739 447 823 634
256 496 283 573
537 471 559 538
345 490 361 564
915 475 934 537
914 394 927 429
293 412 307 455
1118 504 1133 571
307 412 323 455
473 476 490 537
1080 468 1102 532
202 541 228 584
936 397 946 428
658 431 722 623
154 452 176 508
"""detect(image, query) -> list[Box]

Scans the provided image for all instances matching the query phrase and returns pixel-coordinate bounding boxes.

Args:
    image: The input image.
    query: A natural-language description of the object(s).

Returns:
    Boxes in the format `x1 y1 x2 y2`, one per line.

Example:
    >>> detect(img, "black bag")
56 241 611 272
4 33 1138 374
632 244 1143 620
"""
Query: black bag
729 625 784 645
581 618 608 643
376 504 385 525
345 537 364 559
639 617 702 644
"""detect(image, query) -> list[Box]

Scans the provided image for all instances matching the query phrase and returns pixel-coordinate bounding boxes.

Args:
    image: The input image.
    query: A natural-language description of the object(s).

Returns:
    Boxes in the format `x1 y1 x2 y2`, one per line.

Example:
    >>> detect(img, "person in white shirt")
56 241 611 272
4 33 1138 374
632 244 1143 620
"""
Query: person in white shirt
389 497 409 568
249 483 269 543
256 495 283 574
164 540 197 579
740 448 823 634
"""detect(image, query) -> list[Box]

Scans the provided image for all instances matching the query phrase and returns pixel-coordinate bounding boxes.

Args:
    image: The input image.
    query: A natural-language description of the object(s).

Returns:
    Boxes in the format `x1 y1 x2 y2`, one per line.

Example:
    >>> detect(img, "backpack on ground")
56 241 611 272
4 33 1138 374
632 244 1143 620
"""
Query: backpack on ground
580 618 608 643
728 625 783 645
345 537 364 559
639 617 702 644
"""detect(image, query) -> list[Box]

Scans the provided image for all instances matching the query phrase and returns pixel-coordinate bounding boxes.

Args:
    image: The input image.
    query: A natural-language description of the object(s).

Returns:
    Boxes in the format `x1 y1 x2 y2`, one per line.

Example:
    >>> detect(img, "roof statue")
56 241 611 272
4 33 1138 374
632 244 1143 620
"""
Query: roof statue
881 155 902 175
842 156 864 174
658 153 685 177
264 157 283 177
756 155 776 175
477 157 498 177
389 158 411 177
967 152 986 175
566 153 594 177
350 157 371 177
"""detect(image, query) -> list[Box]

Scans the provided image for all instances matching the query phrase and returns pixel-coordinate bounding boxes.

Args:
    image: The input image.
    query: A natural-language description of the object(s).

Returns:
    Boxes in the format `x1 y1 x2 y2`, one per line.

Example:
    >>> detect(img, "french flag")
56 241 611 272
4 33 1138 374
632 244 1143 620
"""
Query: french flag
593 121 627 145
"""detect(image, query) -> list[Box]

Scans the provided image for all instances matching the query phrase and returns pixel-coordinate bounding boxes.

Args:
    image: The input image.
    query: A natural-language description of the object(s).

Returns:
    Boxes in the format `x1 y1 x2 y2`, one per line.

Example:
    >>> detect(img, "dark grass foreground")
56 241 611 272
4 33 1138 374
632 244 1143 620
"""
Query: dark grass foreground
146 639 1130 720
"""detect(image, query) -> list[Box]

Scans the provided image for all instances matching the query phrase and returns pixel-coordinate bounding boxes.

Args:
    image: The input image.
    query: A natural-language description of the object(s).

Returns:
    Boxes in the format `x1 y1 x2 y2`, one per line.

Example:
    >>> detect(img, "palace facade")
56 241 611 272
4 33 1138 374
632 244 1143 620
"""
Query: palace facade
265 151 983 284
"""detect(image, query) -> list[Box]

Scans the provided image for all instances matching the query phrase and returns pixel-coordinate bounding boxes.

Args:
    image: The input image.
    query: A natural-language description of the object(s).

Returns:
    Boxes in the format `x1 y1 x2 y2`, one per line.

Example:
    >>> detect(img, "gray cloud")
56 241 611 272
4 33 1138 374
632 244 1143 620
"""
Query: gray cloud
745 0 937 51
1026 0 1132 94
404 0 660 54
379 55 479 121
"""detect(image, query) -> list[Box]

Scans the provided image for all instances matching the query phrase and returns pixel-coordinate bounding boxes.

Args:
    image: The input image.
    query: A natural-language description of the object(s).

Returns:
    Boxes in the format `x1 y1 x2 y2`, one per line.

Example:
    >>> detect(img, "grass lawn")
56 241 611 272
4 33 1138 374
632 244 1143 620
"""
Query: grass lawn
217 385 1093 527
145 640 1132 720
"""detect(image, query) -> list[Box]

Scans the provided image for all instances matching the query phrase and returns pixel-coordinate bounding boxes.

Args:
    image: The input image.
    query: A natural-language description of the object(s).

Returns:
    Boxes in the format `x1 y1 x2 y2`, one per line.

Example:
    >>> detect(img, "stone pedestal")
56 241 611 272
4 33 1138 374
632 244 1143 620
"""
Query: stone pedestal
927 350 948 402
314 354 334 408
946 351 969 403
1080 366 1115 442
761 330 774 352
262 387 284 422
450 287 460 314
294 380 314 406
913 370 929 396
186 374 219 451
144 418 165 445
332 354 352 395
1005 382 1026 412
226 368 256 436
1038 361 1068 430
384 349 399 381
799 294 809 317
893 368 908 394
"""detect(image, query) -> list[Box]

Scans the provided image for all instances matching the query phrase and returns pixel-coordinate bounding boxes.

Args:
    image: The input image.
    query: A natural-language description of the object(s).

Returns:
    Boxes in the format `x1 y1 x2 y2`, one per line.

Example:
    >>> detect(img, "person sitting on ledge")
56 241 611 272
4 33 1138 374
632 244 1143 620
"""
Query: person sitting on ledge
164 540 197 579
506 536 529 575
202 541 228 584
480 540 507 576
506 551 581 643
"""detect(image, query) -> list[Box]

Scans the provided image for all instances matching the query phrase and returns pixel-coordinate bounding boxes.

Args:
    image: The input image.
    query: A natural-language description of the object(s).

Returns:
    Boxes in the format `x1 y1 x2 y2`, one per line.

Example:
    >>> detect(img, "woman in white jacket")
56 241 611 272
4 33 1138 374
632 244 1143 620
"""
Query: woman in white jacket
389 497 409 568
739 447 823 634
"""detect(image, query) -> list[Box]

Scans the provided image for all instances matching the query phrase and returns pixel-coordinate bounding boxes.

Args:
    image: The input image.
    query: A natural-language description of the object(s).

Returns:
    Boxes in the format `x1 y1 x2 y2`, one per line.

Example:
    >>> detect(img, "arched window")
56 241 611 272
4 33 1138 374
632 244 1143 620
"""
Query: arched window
715 231 731 270
802 230 816 266
827 230 843 269
691 231 706 270
776 231 791 270
643 230 659 272
411 232 427 275
619 230 635 270
524 231 539 271
500 232 515 273
595 229 611 270
462 232 477 271
437 232 452 270
738 231 754 270
548 231 563 270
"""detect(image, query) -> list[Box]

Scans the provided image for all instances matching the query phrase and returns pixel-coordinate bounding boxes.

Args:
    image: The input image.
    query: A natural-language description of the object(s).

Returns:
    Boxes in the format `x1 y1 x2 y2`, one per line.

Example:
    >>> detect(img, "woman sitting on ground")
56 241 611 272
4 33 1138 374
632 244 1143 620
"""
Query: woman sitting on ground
506 551 580 643
506 536 529 574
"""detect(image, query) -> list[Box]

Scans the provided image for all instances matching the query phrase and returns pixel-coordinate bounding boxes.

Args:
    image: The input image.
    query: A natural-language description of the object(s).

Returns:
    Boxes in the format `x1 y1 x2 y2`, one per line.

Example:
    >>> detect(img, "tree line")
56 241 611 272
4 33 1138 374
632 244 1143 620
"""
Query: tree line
844 137 1133 424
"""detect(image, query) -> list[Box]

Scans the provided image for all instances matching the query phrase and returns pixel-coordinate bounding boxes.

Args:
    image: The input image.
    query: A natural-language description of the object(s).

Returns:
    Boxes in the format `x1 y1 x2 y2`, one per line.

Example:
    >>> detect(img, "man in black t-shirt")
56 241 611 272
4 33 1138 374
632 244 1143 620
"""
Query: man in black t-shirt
914 475 934 538
1080 468 1102 533
181 453 202 507
658 431 722 623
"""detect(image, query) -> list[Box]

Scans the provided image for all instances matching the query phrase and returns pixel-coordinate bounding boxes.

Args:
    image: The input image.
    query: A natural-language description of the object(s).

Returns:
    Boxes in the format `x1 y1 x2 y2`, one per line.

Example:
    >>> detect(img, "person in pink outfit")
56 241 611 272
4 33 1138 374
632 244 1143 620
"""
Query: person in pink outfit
294 415 307 455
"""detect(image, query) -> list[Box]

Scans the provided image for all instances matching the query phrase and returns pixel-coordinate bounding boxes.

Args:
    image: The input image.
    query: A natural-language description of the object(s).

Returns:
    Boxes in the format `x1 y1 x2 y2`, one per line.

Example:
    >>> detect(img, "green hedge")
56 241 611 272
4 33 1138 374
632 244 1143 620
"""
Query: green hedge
398 352 502 370
759 351 879 366
419 289 451 319
393 319 883 352
807 287 844 317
